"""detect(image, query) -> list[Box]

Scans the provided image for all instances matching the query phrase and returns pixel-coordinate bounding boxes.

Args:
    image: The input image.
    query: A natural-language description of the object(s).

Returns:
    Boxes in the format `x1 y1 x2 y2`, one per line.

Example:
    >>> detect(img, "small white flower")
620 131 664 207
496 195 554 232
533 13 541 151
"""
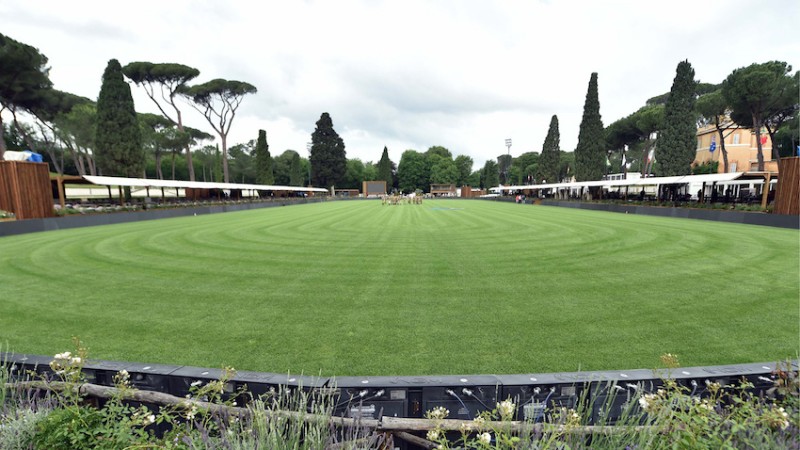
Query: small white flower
496 399 515 418
426 406 450 420
147 414 156 424
478 432 492 444
638 393 658 412
426 429 441 441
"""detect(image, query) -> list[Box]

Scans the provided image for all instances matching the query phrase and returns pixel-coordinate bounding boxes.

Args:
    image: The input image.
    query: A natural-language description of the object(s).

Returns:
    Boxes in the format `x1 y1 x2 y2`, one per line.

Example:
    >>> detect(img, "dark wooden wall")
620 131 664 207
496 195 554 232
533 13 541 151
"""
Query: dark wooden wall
0 161 54 220
773 157 799 216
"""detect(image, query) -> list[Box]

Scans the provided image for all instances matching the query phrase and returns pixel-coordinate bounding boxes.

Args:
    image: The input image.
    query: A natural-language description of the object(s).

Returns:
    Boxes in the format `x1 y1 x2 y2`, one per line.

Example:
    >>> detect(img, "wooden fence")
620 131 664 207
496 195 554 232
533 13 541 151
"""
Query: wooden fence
773 157 799 215
0 161 54 219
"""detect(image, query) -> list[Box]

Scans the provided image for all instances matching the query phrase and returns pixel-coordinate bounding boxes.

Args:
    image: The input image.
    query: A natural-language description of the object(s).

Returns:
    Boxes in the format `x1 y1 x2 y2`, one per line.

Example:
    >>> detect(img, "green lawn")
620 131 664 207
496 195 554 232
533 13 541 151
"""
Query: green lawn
0 199 797 376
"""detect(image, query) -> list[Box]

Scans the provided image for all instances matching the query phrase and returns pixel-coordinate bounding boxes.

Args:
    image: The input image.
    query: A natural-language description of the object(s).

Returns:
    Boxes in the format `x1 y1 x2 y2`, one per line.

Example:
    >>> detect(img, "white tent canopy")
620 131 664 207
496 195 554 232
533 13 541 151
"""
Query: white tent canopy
490 172 746 193
82 175 330 193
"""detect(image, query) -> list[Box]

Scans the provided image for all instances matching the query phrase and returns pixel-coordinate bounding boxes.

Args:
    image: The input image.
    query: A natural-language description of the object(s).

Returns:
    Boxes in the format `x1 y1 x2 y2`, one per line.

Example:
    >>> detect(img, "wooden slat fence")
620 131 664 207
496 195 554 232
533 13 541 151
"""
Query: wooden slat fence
0 161 54 219
773 157 799 215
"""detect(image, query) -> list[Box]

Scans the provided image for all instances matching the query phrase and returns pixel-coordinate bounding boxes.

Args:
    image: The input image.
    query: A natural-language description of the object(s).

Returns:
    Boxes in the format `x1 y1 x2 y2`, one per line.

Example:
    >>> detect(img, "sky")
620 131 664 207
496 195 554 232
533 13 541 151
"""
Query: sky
2 0 798 171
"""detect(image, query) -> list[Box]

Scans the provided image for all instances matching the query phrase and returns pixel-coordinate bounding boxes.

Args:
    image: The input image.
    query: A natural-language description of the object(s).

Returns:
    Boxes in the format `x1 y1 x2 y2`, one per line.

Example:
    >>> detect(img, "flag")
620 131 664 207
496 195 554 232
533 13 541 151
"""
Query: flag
647 148 655 162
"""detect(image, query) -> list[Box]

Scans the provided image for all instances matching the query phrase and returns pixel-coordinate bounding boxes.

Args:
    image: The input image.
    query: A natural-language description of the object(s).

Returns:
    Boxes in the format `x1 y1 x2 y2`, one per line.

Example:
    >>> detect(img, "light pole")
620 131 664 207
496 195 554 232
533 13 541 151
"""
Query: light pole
505 138 512 185
306 142 312 187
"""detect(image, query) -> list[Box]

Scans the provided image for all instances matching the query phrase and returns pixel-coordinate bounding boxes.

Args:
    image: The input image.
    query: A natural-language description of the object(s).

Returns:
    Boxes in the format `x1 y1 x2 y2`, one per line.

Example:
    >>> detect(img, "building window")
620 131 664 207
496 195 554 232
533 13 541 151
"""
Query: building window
697 138 702 149
730 162 737 172
732 133 740 145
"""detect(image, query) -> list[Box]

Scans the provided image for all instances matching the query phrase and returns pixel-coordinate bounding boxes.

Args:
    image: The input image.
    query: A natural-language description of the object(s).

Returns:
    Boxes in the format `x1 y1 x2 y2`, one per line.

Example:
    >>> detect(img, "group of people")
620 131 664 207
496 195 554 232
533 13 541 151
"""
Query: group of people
381 194 423 205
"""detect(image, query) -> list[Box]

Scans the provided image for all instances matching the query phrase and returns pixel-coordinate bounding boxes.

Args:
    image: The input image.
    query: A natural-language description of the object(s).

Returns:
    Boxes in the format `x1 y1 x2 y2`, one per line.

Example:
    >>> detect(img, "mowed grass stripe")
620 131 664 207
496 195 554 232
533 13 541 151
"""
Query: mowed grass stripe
0 199 797 376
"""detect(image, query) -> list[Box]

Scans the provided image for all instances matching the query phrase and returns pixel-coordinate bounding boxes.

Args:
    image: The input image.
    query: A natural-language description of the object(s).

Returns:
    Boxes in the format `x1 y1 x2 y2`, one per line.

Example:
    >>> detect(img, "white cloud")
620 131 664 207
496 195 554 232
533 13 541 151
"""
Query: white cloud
1 0 798 171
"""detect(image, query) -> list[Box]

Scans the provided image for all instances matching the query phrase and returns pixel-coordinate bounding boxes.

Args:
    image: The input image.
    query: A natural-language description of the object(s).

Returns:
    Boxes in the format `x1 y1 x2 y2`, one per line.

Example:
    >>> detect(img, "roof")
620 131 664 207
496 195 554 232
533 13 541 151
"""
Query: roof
81 175 330 193
490 172 747 192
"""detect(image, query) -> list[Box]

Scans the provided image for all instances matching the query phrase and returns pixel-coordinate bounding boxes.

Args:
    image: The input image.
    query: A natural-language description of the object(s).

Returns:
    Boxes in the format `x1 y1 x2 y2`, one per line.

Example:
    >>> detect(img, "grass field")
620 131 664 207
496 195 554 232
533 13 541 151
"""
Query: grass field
0 199 797 376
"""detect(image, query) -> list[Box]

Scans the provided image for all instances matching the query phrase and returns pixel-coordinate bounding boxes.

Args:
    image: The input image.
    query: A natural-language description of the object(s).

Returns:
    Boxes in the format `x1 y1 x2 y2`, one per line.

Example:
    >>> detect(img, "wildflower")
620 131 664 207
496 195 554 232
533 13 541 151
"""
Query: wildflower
697 399 714 412
186 406 198 421
147 414 156 424
496 399 515 420
565 408 581 426
638 393 658 413
473 416 486 427
426 429 441 441
762 406 791 430
660 353 680 368
426 406 449 420
478 432 492 444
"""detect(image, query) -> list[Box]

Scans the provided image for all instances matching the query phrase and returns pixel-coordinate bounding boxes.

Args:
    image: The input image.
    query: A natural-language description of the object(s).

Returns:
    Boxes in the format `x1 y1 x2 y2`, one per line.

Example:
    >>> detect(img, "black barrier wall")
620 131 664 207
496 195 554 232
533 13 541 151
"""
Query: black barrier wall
4 352 795 423
537 200 799 229
0 198 327 237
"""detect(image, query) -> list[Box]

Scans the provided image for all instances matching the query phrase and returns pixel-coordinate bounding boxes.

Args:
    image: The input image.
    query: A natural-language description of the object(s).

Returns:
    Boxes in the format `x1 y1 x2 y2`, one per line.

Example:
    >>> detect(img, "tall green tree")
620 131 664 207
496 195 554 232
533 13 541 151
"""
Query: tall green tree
182 78 257 183
363 161 378 184
511 152 539 184
289 152 303 186
0 33 52 159
95 59 143 177
57 102 98 176
122 62 201 180
139 112 174 180
482 160 500 189
397 149 428 193
228 140 256 183
342 158 365 189
558 151 576 182
426 145 452 159
695 90 733 173
454 154 473 186
658 60 697 176
376 146 394 188
574 73 605 181
724 62 797 170
497 154 513 184
428 154 459 184
24 89 88 176
254 129 274 184
309 112 347 188
538 115 560 183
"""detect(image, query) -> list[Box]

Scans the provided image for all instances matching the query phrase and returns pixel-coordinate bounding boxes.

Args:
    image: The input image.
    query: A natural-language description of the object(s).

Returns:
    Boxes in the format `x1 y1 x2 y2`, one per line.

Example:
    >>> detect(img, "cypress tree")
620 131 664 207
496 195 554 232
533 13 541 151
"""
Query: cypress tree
309 112 346 188
254 129 274 184
376 146 393 189
95 59 143 177
574 73 605 181
538 115 561 183
658 60 697 176
289 152 302 186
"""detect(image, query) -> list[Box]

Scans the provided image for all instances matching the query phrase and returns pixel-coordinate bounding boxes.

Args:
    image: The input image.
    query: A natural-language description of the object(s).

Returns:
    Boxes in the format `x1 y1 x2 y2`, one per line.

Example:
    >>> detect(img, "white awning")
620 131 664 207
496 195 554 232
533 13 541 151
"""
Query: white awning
82 176 330 193
489 172 748 192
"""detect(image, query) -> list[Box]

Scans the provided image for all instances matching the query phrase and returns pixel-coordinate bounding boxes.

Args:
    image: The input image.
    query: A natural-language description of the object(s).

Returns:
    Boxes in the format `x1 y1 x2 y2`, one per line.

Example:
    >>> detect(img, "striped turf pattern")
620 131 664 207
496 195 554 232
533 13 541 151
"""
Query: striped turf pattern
0 199 797 376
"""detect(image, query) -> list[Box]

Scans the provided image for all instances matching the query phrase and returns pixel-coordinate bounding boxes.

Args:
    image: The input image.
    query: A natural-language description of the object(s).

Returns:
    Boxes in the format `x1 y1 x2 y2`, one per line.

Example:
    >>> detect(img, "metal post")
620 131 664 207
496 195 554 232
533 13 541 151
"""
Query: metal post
505 138 512 185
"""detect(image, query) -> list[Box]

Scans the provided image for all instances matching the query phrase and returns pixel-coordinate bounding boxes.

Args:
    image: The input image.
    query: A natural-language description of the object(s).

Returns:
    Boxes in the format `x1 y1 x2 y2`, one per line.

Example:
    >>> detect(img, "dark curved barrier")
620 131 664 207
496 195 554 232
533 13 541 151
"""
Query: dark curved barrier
536 200 799 229
4 352 795 423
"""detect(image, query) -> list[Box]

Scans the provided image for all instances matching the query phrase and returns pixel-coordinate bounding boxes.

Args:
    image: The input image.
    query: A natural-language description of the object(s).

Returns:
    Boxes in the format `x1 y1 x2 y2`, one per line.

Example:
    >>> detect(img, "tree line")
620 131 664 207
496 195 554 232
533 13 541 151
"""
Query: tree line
2 31 797 193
